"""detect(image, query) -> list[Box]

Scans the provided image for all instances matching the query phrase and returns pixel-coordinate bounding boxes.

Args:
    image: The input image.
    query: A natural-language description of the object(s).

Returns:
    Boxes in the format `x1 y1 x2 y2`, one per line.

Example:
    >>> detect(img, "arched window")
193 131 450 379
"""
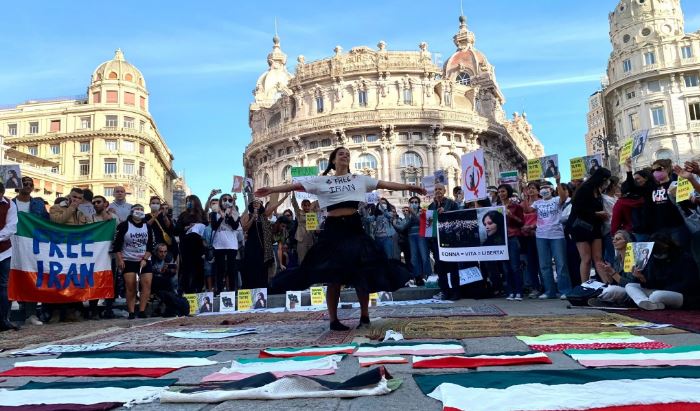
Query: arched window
318 159 329 173
281 165 292 182
354 154 377 169
263 173 270 187
655 148 674 160
108 71 118 80
456 72 471 85
401 151 423 168
125 73 134 82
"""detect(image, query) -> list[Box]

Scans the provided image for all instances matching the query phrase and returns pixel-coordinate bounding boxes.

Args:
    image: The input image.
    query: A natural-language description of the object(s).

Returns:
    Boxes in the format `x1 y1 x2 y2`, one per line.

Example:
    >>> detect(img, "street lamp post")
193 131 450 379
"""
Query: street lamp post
590 134 619 174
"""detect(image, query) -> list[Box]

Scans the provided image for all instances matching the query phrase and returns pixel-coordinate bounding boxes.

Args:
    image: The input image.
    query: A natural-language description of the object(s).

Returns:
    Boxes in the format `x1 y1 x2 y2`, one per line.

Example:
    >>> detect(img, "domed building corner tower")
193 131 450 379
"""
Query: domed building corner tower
245 15 544 206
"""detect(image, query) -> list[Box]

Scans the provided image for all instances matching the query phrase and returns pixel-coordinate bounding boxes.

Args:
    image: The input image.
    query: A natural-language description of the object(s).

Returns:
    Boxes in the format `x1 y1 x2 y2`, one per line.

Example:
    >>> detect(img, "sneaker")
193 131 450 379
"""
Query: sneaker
26 315 43 326
432 292 445 300
514 294 523 301
528 290 541 299
506 294 515 301
538 293 554 300
638 300 665 311
407 280 417 288
560 294 568 300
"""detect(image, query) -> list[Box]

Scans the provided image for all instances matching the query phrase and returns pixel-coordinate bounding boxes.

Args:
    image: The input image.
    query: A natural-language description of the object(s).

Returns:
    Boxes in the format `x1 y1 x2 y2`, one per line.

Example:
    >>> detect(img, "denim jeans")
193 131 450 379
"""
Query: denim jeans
503 237 523 295
0 257 11 322
602 233 615 265
536 237 572 297
375 236 394 259
520 236 541 291
409 234 432 277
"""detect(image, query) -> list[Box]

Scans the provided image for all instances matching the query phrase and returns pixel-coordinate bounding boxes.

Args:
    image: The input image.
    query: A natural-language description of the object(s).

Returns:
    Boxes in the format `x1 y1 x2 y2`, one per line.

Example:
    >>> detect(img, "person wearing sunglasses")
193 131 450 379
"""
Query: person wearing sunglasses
645 159 689 246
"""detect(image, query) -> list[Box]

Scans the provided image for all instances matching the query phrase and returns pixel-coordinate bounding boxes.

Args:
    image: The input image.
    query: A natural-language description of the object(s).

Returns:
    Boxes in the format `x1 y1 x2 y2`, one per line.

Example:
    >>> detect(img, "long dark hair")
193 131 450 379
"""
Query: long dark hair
374 197 395 216
573 167 611 202
322 147 351 176
482 209 505 240
184 194 207 223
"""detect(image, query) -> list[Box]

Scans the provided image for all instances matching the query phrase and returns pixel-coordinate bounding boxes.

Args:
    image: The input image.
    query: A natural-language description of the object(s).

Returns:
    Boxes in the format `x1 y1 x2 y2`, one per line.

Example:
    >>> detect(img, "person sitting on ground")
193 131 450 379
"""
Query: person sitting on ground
591 229 638 307
624 233 700 310
150 243 181 317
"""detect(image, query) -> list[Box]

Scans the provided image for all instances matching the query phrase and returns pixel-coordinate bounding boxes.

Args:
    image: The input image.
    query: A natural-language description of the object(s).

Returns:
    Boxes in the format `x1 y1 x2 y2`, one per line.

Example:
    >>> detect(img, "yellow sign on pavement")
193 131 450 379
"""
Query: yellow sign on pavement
184 293 198 316
237 289 253 311
310 286 326 306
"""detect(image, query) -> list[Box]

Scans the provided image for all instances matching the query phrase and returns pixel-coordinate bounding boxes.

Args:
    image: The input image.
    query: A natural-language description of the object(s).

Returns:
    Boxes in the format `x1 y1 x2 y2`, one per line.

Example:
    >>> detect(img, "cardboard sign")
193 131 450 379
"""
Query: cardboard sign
305 212 319 230
619 138 634 165
461 149 486 201
237 289 253 311
527 159 542 181
219 291 236 313
458 267 483 285
184 293 198 316
232 176 244 193
310 286 326 306
676 177 693 202
286 291 302 311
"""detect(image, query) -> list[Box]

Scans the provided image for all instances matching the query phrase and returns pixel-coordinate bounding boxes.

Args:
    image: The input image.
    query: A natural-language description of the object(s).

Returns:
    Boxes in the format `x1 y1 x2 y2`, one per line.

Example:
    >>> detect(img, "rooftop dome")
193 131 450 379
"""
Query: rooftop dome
253 36 293 108
92 49 146 88
443 16 491 80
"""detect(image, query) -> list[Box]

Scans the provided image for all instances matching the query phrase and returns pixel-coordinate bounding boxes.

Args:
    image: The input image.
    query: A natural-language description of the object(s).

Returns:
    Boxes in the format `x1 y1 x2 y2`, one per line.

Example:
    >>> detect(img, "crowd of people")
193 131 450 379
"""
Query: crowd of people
2 151 700 332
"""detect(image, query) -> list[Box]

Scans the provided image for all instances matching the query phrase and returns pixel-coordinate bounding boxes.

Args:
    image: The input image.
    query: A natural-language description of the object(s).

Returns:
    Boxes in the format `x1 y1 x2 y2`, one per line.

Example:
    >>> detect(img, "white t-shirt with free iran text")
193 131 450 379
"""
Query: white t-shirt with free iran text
531 196 565 239
300 174 378 209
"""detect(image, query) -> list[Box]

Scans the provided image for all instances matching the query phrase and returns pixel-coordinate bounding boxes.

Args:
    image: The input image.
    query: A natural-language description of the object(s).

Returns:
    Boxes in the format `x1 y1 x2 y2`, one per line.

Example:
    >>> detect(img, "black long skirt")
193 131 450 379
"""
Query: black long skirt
271 213 411 293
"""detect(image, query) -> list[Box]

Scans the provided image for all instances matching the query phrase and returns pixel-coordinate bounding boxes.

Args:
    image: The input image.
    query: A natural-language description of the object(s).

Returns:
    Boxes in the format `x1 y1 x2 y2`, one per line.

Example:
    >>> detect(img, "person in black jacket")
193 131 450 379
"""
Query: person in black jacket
625 233 700 310
209 193 241 292
429 183 460 300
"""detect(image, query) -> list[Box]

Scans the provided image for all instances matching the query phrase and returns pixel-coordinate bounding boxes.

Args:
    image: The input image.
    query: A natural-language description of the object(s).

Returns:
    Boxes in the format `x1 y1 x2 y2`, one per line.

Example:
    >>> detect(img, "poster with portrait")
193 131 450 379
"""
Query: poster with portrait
570 154 603 180
631 129 649 159
0 165 22 190
461 149 486 202
197 292 214 314
434 169 447 185
624 242 655 273
422 175 436 197
365 191 380 204
252 288 268 309
232 175 244 193
286 291 302 311
219 291 236 313
437 206 509 262
244 178 254 194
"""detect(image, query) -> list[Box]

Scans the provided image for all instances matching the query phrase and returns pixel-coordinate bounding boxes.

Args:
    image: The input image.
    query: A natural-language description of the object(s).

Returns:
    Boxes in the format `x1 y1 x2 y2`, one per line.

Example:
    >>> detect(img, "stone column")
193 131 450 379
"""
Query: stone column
381 144 390 180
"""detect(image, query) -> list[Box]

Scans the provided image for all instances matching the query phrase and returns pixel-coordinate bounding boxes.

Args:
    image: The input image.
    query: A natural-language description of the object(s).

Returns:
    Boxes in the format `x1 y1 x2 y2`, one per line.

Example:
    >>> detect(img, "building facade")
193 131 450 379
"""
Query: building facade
245 16 544 206
597 0 700 168
0 49 176 203
585 90 608 157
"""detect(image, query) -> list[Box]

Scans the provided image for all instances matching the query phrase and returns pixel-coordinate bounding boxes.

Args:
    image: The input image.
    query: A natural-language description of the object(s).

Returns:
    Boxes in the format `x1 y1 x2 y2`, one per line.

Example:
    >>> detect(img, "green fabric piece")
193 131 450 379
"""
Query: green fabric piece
516 331 634 342
17 211 115 242
564 345 700 356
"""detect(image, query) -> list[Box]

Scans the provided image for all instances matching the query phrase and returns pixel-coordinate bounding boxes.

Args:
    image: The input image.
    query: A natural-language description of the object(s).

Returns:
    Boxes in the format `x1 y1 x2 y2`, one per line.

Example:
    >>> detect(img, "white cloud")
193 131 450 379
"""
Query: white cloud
501 73 604 90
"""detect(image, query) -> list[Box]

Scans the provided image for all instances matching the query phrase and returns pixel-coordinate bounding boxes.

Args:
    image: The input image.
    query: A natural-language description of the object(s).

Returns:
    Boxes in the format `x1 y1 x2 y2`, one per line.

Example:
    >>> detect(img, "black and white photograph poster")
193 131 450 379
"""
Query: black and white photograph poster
437 206 509 262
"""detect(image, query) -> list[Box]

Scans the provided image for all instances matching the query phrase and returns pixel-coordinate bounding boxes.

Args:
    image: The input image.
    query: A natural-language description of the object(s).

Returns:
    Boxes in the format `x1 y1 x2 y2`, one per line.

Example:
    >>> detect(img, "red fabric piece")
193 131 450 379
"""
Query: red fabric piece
444 402 700 411
528 341 672 352
413 355 551 369
0 403 122 411
0 367 177 378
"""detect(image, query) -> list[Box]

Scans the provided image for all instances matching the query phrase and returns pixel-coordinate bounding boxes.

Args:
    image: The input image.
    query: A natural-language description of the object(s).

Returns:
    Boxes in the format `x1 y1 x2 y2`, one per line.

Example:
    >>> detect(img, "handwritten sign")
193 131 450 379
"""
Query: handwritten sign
305 212 319 231
527 159 542 181
619 138 634 165
676 177 693 202
458 267 483 285
623 243 634 273
291 167 318 178
369 292 379 307
570 158 586 180
237 289 253 311
184 293 198 316
310 286 326 306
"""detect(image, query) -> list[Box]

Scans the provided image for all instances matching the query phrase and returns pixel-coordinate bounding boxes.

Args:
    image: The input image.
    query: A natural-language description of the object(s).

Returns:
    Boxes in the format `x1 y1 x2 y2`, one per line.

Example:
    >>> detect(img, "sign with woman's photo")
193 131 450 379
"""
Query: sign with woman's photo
570 154 603 180
0 165 21 189
624 242 654 272
437 207 509 262
528 155 558 180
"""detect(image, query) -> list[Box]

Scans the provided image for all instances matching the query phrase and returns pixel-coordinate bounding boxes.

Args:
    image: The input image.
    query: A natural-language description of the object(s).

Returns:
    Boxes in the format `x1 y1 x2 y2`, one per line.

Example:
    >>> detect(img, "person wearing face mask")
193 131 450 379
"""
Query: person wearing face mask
428 184 461 300
112 204 155 319
523 175 572 299
520 182 542 298
175 195 208 293
495 184 525 301
641 159 688 246
209 194 241 292
291 194 318 264
368 198 397 259
624 233 700 310
145 196 176 259
393 196 431 286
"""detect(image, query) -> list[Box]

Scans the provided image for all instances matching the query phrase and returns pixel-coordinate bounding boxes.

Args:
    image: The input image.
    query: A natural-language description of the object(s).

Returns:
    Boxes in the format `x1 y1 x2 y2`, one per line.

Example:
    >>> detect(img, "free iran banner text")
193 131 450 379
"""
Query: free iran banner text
9 212 116 303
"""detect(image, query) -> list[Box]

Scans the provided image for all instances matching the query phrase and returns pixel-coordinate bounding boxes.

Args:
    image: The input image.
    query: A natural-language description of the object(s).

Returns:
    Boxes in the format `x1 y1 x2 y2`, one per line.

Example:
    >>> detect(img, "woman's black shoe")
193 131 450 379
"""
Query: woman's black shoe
357 316 371 329
330 320 350 331
128 312 136 320
0 320 20 331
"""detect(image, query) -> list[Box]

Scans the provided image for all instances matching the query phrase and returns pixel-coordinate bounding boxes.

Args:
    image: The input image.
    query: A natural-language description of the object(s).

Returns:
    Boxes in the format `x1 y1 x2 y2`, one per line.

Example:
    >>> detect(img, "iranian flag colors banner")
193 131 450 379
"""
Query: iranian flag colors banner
9 212 116 303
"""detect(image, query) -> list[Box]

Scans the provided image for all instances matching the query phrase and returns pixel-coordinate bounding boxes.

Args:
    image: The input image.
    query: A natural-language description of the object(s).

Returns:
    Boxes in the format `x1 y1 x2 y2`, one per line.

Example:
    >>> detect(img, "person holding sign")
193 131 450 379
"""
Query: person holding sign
0 183 18 332
568 167 612 282
291 194 318 264
255 147 426 331
209 193 241 292
591 230 638 307
646 159 689 246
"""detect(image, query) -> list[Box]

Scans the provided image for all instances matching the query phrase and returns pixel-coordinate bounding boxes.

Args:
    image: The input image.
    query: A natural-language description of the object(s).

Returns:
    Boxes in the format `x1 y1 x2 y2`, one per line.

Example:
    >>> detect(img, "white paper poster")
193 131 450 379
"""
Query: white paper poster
286 291 302 311
0 165 22 189
12 342 125 356
461 149 486 202
165 328 257 339
219 291 237 313
458 267 483 285
437 206 509 262
422 176 436 197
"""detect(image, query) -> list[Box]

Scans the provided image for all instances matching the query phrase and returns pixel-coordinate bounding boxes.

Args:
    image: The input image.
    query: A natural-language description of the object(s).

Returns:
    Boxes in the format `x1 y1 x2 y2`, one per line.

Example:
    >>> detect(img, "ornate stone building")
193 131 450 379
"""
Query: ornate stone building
598 0 700 168
245 16 544 205
585 90 609 157
0 49 176 203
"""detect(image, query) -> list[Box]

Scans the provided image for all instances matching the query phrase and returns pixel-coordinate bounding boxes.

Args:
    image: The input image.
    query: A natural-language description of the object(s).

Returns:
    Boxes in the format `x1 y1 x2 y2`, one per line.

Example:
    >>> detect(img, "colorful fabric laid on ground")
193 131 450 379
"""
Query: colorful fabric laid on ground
202 355 343 382
565 345 700 368
358 356 408 367
161 366 400 402
621 309 700 334
164 328 257 339
259 343 357 358
0 403 123 411
412 351 551 369
0 379 176 408
516 332 671 352
0 351 218 378
10 342 126 356
354 341 465 357
414 367 700 411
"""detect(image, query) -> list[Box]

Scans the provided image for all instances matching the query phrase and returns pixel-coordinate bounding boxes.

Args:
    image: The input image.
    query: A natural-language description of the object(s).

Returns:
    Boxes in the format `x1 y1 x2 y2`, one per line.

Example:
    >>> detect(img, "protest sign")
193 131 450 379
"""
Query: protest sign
434 169 447 185
219 291 236 313
459 267 483 285
252 288 268 309
461 149 486 201
632 129 649 158
529 155 558 180
184 293 198 315
9 213 116 303
624 242 654 272
310 286 326 306
419 209 437 238
619 138 634 164
366 192 380 204
305 212 319 231
422 176 436 197
570 154 603 180
0 165 21 189
676 177 694 203
286 291 302 311
369 292 379 307
197 292 214 314
291 166 319 202
499 170 519 190
237 289 253 311
232 176 244 193
437 206 509 262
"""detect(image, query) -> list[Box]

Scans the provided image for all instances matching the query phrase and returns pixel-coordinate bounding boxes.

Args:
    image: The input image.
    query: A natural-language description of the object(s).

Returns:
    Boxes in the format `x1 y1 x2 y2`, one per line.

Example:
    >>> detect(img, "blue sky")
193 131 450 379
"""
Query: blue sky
2 0 700 199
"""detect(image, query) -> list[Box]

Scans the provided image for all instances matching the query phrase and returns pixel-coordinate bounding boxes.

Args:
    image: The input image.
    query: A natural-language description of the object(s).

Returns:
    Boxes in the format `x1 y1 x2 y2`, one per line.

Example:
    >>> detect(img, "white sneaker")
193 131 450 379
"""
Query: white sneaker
560 294 568 300
26 315 43 326
514 294 523 301
639 300 665 311
407 280 417 288
432 292 444 300
506 294 515 301
528 290 541 299
538 293 553 300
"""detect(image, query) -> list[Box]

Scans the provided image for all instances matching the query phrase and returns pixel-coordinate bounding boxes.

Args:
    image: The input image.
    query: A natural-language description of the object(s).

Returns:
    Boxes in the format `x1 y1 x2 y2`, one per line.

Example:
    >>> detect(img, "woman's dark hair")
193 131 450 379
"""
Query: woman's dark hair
573 167 611 202
374 197 395 216
247 199 263 214
54 196 67 205
527 181 541 190
650 232 679 255
497 184 514 198
149 196 161 203
131 203 144 210
218 193 233 202
482 209 506 239
409 196 420 204
282 208 294 217
185 195 207 222
322 146 350 176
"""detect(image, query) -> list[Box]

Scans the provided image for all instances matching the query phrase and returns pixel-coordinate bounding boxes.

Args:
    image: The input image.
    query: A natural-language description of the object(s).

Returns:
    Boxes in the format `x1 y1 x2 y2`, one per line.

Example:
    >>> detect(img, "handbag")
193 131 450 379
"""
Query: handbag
571 217 593 233
153 217 173 246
